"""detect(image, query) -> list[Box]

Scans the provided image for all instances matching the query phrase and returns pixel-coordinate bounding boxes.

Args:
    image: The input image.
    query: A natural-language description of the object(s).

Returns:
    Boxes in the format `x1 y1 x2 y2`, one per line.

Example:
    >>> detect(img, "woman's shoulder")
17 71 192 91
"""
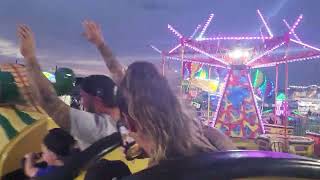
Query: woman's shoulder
202 126 237 151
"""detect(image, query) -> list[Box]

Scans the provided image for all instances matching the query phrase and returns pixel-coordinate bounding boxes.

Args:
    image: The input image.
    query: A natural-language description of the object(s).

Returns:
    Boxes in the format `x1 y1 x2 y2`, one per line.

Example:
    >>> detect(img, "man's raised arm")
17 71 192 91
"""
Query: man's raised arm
17 25 71 130
82 20 124 85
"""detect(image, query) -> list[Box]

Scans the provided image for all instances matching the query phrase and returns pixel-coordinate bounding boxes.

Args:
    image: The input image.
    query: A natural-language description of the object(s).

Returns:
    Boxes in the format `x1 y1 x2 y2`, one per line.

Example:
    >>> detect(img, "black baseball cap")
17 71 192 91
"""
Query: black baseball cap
80 75 118 107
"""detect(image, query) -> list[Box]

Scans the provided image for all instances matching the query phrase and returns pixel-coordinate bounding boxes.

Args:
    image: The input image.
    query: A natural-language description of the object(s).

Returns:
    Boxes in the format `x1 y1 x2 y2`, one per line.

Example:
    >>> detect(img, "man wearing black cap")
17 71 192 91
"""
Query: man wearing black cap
71 74 120 149
17 25 119 150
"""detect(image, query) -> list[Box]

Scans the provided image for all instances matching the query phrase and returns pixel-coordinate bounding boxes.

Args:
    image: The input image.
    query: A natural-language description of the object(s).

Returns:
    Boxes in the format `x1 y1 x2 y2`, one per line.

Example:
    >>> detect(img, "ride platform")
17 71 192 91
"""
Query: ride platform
256 134 314 157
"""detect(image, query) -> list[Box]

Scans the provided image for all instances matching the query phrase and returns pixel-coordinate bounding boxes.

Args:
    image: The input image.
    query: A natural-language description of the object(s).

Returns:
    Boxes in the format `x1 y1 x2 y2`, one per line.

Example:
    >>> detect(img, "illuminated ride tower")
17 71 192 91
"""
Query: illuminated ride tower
151 10 320 140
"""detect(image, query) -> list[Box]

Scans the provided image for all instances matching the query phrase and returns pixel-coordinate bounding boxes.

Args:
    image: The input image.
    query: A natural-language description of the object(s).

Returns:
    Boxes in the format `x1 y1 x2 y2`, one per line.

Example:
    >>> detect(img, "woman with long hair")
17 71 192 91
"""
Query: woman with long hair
118 62 217 164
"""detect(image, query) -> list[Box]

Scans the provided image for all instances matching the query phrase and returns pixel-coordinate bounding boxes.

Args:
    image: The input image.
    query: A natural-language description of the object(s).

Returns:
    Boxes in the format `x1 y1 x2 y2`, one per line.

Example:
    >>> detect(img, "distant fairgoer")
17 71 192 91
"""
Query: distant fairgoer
268 117 274 124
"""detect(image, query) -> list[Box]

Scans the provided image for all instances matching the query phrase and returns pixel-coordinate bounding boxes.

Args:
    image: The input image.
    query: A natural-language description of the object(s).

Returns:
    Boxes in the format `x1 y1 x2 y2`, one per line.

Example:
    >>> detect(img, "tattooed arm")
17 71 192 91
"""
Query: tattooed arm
17 25 71 130
82 20 125 85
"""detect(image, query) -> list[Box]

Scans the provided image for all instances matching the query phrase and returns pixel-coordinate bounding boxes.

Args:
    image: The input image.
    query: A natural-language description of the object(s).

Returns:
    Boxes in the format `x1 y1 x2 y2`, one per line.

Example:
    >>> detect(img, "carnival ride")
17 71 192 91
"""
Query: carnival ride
188 69 274 125
151 10 320 154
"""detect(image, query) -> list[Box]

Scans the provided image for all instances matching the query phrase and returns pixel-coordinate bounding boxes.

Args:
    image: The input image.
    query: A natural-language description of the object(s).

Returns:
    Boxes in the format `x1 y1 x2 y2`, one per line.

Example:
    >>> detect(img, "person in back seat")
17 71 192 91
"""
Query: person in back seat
24 128 77 178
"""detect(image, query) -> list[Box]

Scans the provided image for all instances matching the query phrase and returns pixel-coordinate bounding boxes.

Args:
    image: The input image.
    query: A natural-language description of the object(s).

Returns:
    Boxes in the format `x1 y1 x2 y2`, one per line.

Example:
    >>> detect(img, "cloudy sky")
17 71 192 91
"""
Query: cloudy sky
0 0 319 86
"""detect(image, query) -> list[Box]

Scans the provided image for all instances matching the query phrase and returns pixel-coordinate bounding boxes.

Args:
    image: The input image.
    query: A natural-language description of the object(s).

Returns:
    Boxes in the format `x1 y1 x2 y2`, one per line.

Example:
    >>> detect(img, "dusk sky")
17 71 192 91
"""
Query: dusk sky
0 0 319 86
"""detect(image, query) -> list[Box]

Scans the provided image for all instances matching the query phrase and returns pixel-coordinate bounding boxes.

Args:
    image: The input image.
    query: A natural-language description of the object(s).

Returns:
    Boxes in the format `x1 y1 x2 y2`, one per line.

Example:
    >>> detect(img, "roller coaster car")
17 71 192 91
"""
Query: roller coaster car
124 151 320 180
39 135 320 180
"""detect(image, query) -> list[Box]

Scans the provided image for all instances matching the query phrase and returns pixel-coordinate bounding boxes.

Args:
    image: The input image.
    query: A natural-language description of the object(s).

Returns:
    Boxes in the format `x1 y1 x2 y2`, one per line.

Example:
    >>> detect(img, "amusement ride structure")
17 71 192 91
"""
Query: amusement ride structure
151 10 320 143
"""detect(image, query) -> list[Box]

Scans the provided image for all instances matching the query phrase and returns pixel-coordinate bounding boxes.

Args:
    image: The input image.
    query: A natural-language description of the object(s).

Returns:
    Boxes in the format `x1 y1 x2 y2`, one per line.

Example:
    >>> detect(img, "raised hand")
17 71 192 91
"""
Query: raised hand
82 20 105 47
82 20 125 85
17 25 36 59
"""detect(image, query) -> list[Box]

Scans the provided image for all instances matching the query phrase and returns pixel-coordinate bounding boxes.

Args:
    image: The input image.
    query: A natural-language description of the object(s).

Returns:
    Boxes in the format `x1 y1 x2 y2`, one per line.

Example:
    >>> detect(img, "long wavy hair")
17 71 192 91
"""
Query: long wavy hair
119 62 215 164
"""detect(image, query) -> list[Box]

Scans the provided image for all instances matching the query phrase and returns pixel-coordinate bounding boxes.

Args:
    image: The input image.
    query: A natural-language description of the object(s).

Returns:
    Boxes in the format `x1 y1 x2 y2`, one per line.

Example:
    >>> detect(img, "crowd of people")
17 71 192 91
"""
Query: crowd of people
4 20 236 179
